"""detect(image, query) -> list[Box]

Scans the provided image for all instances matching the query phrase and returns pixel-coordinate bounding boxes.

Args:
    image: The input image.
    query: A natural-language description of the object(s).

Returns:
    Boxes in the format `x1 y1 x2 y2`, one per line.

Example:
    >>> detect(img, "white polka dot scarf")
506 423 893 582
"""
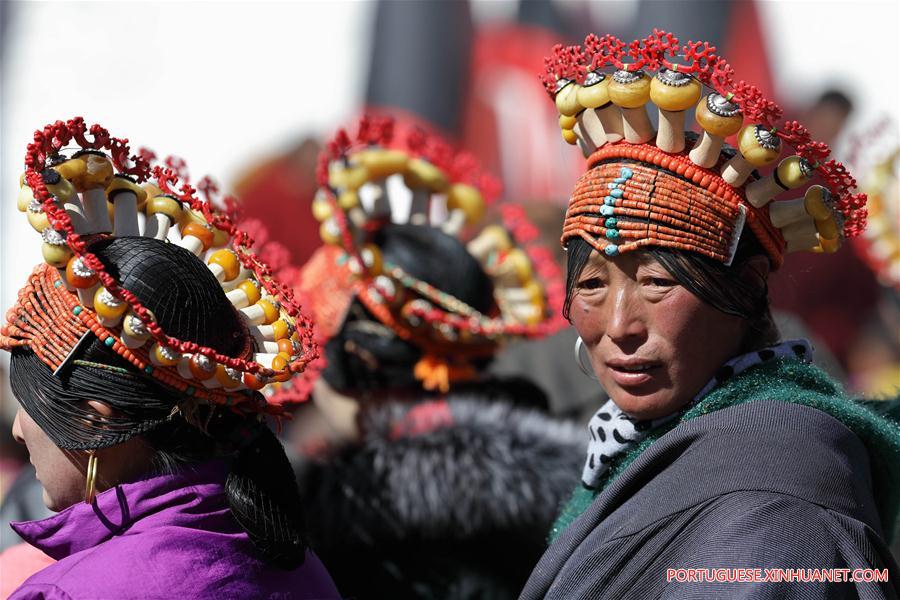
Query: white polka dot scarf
581 339 814 489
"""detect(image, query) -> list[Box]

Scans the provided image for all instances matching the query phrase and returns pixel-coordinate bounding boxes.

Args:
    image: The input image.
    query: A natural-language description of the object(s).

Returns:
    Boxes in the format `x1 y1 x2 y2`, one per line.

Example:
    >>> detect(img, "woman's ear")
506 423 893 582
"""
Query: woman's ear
85 400 115 418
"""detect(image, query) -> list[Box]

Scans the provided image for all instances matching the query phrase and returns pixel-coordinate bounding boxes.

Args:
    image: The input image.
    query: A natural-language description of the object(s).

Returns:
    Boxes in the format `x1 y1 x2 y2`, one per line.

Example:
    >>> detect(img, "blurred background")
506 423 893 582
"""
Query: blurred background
1 0 898 515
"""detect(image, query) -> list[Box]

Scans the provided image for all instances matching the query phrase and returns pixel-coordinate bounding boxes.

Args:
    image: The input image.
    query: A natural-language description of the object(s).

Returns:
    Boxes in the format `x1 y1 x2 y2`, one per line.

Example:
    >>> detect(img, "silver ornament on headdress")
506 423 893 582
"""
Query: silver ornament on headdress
158 345 179 361
655 68 692 87
753 126 781 151
127 314 148 336
41 228 67 246
613 69 644 84
799 157 816 178
584 71 605 86
224 366 242 380
707 93 741 118
71 257 95 279
194 353 213 370
98 289 124 308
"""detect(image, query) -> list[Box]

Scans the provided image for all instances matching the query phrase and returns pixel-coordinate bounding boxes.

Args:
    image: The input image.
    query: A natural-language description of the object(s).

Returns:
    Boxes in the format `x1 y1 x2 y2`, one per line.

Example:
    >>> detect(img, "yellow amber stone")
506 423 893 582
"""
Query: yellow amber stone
695 95 743 138
18 185 34 212
53 158 87 182
146 195 183 223
338 190 360 210
404 158 449 192
216 365 242 388
353 149 409 179
329 164 369 191
42 242 73 268
93 287 128 320
608 73 651 109
207 249 241 281
446 183 486 225
737 125 781 167
151 343 180 367
558 114 578 129
46 177 77 202
803 186 832 221
270 320 290 340
257 299 280 324
312 194 334 222
577 79 611 109
555 82 582 117
815 216 839 240
238 280 261 306
27 209 50 232
775 156 811 190
649 76 702 112
818 234 840 253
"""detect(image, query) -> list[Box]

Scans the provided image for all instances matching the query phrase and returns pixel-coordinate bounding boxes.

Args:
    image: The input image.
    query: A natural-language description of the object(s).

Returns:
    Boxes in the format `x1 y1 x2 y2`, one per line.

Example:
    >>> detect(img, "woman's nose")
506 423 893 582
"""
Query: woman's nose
12 409 25 444
605 287 646 343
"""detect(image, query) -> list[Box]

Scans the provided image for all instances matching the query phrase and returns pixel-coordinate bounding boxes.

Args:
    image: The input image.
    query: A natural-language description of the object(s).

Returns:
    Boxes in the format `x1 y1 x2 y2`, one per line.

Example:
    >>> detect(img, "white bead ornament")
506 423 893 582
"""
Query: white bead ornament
107 176 146 238
782 219 820 253
121 313 151 349
745 156 813 208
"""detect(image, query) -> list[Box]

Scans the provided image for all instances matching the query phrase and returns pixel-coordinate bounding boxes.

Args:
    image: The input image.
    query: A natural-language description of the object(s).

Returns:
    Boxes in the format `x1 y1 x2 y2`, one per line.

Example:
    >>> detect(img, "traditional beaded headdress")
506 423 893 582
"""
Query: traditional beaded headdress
275 115 566 395
1 118 318 415
542 30 867 267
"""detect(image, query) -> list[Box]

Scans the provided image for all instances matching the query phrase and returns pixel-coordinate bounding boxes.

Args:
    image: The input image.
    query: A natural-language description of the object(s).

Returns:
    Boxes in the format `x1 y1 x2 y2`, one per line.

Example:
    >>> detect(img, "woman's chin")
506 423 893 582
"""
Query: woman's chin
42 488 75 512
42 488 57 511
609 389 686 421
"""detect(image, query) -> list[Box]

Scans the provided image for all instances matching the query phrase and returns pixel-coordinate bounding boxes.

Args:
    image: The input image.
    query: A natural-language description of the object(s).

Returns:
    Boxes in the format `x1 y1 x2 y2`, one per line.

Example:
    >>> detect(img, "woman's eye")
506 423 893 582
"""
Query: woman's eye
578 277 604 290
646 277 676 287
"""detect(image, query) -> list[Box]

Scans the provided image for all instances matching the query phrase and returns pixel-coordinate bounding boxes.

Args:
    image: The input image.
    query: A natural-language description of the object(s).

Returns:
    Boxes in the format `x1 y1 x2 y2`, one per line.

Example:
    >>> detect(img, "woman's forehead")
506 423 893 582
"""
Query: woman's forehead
586 249 661 270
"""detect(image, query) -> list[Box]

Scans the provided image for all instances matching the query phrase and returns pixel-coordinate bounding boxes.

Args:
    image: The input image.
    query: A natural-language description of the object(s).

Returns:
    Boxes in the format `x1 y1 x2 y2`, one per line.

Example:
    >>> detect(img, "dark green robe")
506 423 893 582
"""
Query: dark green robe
522 360 900 599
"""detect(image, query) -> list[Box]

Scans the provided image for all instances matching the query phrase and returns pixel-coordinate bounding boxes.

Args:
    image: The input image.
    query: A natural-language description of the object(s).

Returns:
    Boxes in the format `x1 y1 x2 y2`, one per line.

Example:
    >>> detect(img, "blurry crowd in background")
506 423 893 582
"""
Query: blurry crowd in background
1 0 898 570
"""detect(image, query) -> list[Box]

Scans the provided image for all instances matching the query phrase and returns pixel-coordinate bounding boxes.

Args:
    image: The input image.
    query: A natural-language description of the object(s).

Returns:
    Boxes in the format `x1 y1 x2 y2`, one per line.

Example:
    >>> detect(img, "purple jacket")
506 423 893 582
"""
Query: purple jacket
9 462 340 599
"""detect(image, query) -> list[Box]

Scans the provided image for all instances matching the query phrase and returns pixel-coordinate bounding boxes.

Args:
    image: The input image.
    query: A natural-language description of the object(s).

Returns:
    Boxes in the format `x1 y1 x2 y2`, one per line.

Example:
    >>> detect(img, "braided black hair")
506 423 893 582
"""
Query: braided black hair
10 236 307 569
321 223 495 393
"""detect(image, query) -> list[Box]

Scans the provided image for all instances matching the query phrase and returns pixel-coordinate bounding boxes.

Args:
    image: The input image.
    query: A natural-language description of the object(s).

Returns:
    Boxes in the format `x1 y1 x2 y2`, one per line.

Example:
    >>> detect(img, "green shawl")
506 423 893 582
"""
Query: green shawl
550 358 900 542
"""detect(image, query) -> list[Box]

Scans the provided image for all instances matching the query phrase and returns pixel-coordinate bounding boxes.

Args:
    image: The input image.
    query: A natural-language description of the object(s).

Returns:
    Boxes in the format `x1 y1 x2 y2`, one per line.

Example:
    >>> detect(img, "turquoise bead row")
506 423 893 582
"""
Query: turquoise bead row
600 167 633 256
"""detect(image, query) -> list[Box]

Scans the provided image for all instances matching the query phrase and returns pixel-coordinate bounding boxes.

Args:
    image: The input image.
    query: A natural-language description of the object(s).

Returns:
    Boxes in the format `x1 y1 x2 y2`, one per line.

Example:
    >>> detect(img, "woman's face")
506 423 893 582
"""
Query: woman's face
12 408 87 511
570 250 746 420
11 403 155 512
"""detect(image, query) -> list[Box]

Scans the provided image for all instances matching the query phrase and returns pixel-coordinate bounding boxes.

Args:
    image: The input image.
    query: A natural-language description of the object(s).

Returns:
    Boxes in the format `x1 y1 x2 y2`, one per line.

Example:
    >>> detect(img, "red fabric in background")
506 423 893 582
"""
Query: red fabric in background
721 0 776 105
461 25 584 204
234 142 323 267
769 246 880 367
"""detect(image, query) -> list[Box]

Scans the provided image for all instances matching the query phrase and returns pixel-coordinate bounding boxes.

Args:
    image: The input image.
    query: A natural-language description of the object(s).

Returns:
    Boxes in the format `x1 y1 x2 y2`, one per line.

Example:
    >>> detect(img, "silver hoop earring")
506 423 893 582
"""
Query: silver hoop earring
574 336 598 380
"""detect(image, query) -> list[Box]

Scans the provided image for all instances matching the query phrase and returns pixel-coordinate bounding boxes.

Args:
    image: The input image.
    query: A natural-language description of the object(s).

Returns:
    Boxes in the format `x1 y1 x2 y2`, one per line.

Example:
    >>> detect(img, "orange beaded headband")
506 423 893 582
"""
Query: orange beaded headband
273 115 566 394
0 118 318 416
542 31 868 267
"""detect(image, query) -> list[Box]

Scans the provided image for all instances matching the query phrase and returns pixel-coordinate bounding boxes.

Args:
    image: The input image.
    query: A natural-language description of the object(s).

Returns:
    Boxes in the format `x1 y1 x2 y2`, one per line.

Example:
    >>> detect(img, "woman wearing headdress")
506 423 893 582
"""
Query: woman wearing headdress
268 116 585 599
2 119 339 599
519 32 900 598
